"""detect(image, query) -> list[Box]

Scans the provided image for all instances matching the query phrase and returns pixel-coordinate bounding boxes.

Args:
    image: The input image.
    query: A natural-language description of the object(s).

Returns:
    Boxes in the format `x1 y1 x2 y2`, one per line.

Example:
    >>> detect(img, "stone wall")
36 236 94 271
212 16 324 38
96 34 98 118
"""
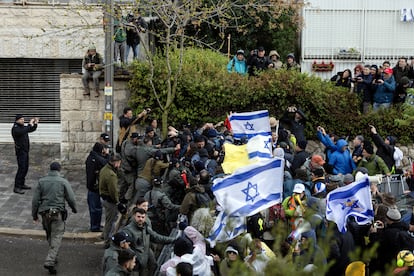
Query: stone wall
0 5 149 60
0 5 104 58
60 74 130 163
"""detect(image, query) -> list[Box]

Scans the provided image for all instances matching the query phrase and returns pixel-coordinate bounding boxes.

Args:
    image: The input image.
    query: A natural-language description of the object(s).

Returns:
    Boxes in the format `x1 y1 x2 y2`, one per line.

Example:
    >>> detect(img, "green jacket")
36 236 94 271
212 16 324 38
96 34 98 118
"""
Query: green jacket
122 220 175 268
103 244 135 275
114 17 127 43
32 170 77 219
99 163 119 203
357 153 390 176
105 264 131 276
135 145 175 175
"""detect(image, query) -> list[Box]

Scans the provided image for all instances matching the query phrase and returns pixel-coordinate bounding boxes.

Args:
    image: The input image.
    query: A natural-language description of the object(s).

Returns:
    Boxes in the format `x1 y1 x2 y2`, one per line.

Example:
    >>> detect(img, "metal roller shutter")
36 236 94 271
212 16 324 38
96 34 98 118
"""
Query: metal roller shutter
0 58 81 124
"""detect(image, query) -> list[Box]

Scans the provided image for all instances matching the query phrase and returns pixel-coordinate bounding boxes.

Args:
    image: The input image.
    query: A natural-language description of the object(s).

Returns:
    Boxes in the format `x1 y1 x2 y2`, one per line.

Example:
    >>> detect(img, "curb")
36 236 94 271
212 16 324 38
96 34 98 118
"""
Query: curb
0 227 102 242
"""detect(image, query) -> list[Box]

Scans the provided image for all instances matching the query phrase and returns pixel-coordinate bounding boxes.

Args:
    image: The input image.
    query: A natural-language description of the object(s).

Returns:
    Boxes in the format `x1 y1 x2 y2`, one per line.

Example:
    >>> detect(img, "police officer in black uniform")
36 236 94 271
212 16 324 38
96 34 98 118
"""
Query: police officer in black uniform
11 114 38 194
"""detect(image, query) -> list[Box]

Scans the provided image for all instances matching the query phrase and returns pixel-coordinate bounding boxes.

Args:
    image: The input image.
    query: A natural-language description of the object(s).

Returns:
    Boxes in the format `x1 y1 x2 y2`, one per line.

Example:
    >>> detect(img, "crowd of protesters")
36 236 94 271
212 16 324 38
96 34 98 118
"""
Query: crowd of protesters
83 104 414 276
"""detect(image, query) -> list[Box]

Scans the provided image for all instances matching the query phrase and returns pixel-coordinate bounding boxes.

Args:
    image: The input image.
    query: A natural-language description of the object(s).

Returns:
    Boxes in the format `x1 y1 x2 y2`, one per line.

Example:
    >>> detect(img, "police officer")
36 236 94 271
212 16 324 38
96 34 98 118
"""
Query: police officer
32 162 77 275
99 154 126 248
119 132 141 201
144 178 180 235
11 114 38 194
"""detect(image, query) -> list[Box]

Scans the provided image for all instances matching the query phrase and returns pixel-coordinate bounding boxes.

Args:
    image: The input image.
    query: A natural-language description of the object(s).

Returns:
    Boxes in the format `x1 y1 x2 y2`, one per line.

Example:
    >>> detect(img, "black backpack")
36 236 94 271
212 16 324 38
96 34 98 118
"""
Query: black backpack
195 191 211 208
398 230 414 251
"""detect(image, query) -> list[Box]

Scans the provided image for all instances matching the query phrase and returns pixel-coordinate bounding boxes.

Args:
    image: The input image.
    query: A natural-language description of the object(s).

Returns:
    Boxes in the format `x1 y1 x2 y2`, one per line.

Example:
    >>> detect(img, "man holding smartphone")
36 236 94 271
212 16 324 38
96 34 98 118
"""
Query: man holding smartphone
82 44 103 97
11 114 39 194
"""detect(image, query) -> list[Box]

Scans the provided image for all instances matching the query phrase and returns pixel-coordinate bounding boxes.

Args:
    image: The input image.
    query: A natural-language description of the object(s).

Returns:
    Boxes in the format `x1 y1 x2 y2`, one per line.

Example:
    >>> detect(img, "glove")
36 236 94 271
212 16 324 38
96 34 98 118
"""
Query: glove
119 197 128 205
72 208 77 214
117 203 127 215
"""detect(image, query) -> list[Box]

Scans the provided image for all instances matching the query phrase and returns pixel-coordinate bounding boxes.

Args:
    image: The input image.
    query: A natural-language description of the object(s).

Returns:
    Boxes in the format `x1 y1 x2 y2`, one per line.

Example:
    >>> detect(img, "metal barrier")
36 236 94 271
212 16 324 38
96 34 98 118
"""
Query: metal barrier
377 174 408 199
154 228 179 276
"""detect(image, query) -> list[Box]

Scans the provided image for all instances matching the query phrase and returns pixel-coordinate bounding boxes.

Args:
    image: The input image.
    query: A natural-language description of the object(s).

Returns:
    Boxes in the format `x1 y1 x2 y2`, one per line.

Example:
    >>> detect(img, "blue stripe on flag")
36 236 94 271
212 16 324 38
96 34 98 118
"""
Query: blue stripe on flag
212 159 282 192
231 193 281 215
328 180 369 201
248 151 273 159
208 212 227 240
233 131 272 139
230 111 269 121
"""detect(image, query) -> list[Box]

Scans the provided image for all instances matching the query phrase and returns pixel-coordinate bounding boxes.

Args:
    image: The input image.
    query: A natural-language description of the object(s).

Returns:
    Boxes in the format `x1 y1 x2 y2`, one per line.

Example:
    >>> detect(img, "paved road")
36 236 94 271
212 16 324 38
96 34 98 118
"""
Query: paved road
0 143 99 235
0 235 102 276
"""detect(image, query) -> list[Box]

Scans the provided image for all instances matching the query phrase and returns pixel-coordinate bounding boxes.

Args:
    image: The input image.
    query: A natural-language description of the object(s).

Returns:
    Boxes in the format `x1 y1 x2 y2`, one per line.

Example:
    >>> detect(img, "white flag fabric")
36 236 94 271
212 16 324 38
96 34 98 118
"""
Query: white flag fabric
212 158 284 217
206 211 246 247
246 134 273 162
229 110 272 140
326 177 374 233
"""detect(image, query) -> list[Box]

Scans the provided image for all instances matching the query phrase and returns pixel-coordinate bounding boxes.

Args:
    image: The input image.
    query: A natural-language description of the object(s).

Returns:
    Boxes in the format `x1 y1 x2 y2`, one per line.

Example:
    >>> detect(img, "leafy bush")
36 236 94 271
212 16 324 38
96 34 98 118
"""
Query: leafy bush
128 48 413 142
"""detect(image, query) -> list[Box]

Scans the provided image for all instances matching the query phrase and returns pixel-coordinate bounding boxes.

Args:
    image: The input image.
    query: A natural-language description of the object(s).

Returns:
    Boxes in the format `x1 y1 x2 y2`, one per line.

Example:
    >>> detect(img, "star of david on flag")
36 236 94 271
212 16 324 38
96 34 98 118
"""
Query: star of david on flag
326 176 374 233
229 110 272 140
207 158 284 247
212 158 284 217
246 135 273 161
206 211 246 247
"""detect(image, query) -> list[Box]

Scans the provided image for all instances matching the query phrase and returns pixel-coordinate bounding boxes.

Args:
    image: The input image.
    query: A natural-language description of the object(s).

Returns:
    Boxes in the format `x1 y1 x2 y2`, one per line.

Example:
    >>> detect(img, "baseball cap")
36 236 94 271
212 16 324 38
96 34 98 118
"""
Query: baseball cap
293 183 305 194
311 155 325 166
383 68 393 75
15 114 24 121
100 133 110 142
111 231 132 246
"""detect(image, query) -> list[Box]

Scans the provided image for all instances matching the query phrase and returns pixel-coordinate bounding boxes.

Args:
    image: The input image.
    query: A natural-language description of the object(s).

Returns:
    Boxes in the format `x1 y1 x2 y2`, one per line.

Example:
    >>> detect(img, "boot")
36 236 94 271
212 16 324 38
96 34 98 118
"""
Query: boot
95 88 100 98
83 87 90 96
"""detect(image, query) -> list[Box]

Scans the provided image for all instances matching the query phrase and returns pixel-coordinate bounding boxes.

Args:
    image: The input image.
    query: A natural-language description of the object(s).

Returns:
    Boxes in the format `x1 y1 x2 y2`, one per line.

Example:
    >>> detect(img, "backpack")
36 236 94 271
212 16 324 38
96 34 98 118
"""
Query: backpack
195 191 211 208
393 146 403 167
246 213 265 239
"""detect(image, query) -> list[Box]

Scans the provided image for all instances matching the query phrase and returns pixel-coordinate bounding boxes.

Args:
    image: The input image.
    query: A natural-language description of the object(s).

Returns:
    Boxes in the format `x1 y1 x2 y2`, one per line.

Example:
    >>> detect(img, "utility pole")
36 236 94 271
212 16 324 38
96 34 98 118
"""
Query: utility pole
103 0 114 151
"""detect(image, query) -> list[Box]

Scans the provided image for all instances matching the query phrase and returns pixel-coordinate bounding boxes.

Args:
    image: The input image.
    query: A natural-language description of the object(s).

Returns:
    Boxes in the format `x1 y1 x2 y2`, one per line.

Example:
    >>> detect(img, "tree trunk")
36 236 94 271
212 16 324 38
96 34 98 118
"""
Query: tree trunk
161 108 169 138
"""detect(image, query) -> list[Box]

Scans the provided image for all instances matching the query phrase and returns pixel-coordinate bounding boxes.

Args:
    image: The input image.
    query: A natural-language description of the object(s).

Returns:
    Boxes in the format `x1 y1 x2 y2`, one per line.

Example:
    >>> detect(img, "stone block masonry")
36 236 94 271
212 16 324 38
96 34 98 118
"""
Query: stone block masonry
60 74 130 164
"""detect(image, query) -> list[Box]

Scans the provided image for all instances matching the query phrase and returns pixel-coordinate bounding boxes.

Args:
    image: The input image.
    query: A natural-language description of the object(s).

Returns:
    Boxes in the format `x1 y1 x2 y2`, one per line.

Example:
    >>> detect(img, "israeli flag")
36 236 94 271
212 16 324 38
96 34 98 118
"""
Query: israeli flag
246 134 273 162
212 158 284 217
229 110 272 140
206 211 246 247
326 176 374 233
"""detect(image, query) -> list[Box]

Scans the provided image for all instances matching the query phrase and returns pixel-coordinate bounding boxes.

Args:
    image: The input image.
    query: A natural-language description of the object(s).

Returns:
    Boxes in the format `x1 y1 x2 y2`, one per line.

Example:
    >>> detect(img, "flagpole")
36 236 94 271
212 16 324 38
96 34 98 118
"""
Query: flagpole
227 34 231 60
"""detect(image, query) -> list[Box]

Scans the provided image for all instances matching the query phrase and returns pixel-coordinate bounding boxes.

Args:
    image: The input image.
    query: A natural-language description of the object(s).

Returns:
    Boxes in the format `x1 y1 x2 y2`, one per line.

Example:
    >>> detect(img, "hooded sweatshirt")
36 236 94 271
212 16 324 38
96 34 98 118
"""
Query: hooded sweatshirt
328 139 356 175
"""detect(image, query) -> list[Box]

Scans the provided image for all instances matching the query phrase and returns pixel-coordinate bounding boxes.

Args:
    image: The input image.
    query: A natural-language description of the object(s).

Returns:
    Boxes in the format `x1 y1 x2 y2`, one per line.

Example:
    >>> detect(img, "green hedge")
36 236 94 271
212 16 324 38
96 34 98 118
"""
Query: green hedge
128 48 414 143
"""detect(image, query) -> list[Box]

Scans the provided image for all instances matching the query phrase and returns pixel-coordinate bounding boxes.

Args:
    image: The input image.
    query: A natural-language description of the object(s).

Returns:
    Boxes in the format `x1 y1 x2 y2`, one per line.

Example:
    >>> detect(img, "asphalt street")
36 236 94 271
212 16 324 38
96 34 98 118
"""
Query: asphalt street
0 235 103 276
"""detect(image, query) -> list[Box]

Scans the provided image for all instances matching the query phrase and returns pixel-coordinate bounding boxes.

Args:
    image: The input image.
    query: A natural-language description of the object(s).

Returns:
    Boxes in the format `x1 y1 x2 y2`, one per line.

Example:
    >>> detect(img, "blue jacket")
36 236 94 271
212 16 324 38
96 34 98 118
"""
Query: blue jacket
227 56 248 75
328 139 356 175
373 75 396 104
316 130 337 161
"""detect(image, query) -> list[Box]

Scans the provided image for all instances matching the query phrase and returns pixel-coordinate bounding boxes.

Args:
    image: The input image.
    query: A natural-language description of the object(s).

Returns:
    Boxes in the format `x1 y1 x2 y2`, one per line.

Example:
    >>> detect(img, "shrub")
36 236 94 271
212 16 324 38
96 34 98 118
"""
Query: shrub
128 48 413 142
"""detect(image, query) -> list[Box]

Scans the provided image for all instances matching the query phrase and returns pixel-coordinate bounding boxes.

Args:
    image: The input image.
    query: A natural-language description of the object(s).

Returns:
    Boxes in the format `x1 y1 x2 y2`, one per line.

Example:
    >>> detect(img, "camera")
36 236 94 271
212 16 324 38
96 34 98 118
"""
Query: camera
252 49 258 56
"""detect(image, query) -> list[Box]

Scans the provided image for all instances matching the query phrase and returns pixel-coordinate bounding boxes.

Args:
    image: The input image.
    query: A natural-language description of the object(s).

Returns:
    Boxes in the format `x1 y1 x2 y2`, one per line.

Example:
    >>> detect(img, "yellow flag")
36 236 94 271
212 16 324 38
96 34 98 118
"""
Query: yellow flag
221 143 250 174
